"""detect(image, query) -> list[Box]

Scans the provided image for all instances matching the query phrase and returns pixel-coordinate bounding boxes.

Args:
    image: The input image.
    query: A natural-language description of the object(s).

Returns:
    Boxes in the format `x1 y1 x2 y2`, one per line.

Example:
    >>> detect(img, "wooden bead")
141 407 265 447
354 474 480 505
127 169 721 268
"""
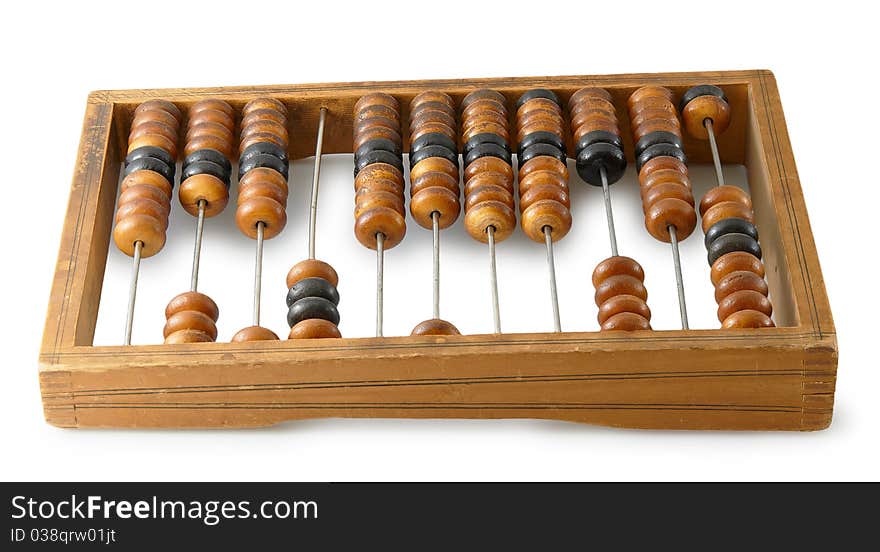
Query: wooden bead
410 319 461 336
631 119 681 140
710 251 766 286
518 169 567 197
592 256 645 287
411 171 459 197
573 120 619 140
240 119 288 145
699 185 752 216
113 213 166 258
121 170 172 199
239 179 288 207
241 108 286 129
355 93 399 116
127 134 177 159
230 325 279 342
411 90 455 111
519 156 568 181
464 156 513 183
461 109 508 131
191 108 235 129
115 198 168 229
288 319 342 339
410 187 460 229
683 95 731 139
191 99 234 117
357 162 404 186
239 167 289 197
185 120 233 143
135 100 181 122
601 312 651 332
287 259 339 288
119 183 170 210
461 89 507 109
569 87 612 107
355 206 406 249
641 168 691 192
597 295 651 326
353 127 402 151
714 270 769 303
701 201 754 233
165 291 219 321
357 104 401 124
163 310 217 340
464 170 514 197
465 184 513 211
641 182 695 211
717 290 773 322
519 182 570 211
164 330 214 344
179 174 228 217
521 199 571 243
243 98 287 117
130 120 179 145
410 109 456 131
644 198 697 242
355 178 405 198
465 201 516 243
595 274 648 306
184 135 233 158
722 310 775 329
628 86 672 108
518 97 562 117
235 196 286 239
133 109 178 131
355 115 399 134
355 190 405 218
462 122 509 143
638 157 687 184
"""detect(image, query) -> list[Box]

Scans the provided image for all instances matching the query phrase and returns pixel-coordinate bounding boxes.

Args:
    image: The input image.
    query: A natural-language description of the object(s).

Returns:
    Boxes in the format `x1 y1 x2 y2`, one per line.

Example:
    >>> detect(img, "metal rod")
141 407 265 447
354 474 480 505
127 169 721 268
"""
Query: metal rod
487 225 501 334
376 232 385 337
123 240 143 345
705 118 725 188
544 226 561 332
668 225 689 330
253 222 265 326
599 165 619 257
308 107 328 260
190 199 206 292
432 211 440 320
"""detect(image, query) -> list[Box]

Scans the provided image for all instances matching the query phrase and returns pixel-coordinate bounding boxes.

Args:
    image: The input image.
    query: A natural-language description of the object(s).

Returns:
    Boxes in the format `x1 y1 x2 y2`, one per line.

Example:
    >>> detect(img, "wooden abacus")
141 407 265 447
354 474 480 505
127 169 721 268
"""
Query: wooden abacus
39 70 836 430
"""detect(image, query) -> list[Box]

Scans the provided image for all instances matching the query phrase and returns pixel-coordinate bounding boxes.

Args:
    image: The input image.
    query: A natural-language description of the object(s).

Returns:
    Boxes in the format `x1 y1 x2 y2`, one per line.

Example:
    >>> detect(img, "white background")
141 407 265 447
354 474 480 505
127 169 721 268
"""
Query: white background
1 1 877 481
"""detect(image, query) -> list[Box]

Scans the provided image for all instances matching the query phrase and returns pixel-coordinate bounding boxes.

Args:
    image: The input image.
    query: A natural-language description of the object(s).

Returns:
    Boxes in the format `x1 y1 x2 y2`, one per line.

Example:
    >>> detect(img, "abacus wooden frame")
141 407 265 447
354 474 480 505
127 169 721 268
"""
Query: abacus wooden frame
39 70 836 430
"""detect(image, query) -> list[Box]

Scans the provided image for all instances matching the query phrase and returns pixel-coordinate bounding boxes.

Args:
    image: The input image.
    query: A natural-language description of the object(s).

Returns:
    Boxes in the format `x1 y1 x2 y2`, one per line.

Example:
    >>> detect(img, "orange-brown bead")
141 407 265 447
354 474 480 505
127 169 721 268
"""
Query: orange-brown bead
410 319 461 336
288 319 342 339
231 326 280 342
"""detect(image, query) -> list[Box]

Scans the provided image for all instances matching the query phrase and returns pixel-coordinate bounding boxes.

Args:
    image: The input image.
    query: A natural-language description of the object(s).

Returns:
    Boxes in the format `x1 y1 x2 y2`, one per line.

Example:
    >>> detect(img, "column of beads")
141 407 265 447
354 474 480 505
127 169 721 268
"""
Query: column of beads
408 91 461 336
568 87 652 331
231 98 290 342
680 85 774 328
162 99 233 344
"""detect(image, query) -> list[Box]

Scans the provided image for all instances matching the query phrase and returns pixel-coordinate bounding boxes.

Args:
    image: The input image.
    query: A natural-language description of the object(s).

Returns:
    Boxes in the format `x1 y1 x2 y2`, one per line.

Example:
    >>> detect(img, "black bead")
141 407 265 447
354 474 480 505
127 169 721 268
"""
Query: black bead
355 138 401 159
239 153 289 180
464 142 511 167
182 159 230 186
410 132 457 155
287 297 340 327
518 131 565 155
286 277 340 308
575 130 622 153
463 133 509 155
408 144 459 169
353 149 403 176
123 156 175 185
634 131 683 157
680 84 728 113
126 145 174 169
184 148 231 173
519 143 567 166
576 142 626 186
636 143 687 172
707 232 762 266
239 141 288 165
516 89 560 110
704 217 759 249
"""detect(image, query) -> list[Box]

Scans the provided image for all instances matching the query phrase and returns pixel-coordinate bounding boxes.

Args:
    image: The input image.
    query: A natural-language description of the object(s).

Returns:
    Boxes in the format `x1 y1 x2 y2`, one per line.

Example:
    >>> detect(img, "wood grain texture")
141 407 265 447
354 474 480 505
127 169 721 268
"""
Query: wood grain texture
39 70 837 430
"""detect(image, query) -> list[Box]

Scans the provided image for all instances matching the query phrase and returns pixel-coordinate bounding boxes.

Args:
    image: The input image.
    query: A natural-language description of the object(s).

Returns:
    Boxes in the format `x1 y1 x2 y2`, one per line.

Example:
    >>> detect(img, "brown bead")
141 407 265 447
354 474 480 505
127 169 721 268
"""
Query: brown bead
354 93 399 116
711 252 765 287
642 182 695 212
518 169 568 197
410 171 459 197
410 319 461 336
644 198 697 242
185 120 233 143
240 132 287 153
184 135 233 159
239 178 288 207
595 274 648 306
352 127 402 151
410 109 456 132
630 106 678 128
521 199 571 243
355 177 405 197
465 201 516 243
717 290 773 322
230 325 280 342
240 119 288 146
241 108 286 129
113 214 166 258
243 98 287 116
569 87 612 107
409 157 457 182
461 122 508 143
632 119 681 140
121 170 172 199
571 110 618 134
133 109 178 131
355 206 406 250
682 95 731 140
190 109 235 131
355 115 399 134
127 134 177 159
462 99 508 119
461 109 508 131
601 312 651 332
573 120 619 140
517 120 564 139
410 187 460 229
164 330 214 344
638 157 687 185
597 294 651 325
235 196 286 239
288 319 342 339
722 310 775 329
701 201 754 233
135 100 182 122
355 190 405 218
356 163 404 186
114 198 168 229
179 174 228 217
462 89 507 109
191 99 234 117
520 182 570 211
130 120 179 146
699 185 752 216
356 104 401 124
119 183 170 210
641 168 691 192
411 91 455 110
465 184 513 211
464 156 513 183
239 167 289 197
163 310 217 340
286 259 339 288
628 86 672 108
519 156 568 182
592 256 646 287
518 97 562 117
714 271 769 303
165 291 219 321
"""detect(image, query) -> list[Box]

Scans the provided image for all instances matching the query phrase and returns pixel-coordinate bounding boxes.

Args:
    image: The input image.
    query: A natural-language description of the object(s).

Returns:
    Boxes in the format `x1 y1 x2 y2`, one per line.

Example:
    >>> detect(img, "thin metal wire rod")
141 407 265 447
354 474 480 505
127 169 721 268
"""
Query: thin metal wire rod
308 107 328 260
599 166 619 257
487 225 501 334
544 226 561 332
668 225 689 330
376 232 385 338
190 199 206 292
123 240 143 345
705 118 725 188
432 211 440 320
253 222 265 326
